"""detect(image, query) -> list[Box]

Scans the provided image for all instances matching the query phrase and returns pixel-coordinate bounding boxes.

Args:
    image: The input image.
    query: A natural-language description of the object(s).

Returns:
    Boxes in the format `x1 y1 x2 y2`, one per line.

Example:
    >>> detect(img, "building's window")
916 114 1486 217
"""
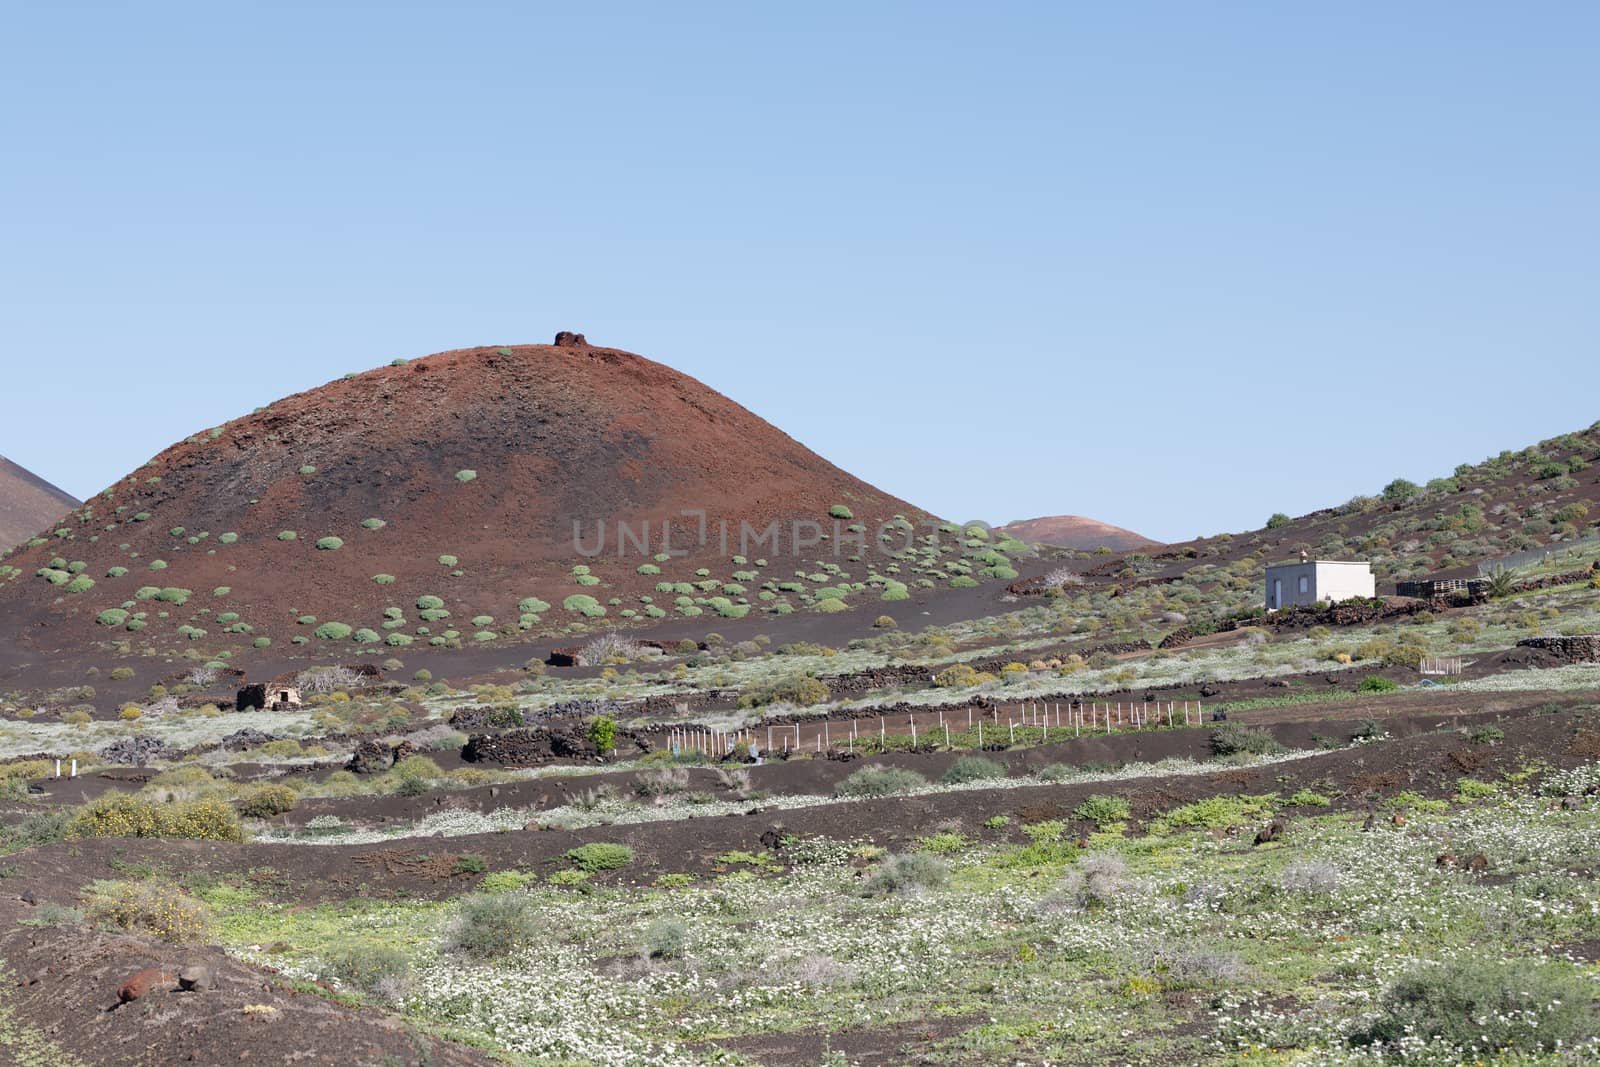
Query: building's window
1298 575 1309 594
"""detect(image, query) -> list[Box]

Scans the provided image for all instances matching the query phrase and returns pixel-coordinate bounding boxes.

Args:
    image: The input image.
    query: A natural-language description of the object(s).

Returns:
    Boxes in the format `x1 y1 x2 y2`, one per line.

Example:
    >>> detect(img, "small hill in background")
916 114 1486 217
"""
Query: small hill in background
998 514 1156 552
0 456 79 553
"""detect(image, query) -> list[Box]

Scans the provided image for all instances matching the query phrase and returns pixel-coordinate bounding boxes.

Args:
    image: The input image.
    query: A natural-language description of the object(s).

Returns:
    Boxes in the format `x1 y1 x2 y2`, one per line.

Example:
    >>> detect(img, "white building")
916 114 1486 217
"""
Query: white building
1264 560 1374 610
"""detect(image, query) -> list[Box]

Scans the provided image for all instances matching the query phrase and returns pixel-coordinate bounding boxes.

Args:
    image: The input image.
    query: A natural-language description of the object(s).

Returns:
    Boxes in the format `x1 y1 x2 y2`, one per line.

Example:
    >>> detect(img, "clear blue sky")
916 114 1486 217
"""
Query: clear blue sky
4 3 1596 542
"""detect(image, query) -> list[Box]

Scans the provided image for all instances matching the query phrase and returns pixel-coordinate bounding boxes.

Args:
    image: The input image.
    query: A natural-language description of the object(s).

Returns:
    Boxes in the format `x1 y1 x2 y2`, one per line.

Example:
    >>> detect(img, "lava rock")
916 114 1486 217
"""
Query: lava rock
347 739 397 775
98 736 177 765
178 965 213 992
117 968 170 1003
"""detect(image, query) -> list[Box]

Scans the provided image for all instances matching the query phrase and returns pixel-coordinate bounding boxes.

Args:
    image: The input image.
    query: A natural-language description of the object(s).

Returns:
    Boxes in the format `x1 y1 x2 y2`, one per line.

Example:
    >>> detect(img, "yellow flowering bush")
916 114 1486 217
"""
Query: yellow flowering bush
67 793 242 841
86 879 211 943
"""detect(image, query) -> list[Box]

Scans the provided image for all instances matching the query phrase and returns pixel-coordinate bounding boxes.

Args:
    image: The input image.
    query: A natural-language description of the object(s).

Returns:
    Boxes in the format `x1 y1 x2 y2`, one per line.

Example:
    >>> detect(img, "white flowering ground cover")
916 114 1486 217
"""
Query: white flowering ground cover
210 777 1600 1065
248 749 1326 846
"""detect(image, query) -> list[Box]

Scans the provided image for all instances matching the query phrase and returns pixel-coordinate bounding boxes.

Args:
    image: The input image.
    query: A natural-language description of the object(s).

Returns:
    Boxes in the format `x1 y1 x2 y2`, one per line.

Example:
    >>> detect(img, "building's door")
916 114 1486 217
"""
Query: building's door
1271 579 1281 609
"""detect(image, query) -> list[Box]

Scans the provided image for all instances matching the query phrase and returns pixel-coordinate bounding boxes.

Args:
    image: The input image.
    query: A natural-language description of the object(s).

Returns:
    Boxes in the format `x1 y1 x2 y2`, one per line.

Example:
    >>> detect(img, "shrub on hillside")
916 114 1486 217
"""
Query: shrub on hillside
326 942 410 1001
739 675 829 708
67 794 242 842
1073 794 1131 828
835 766 927 798
1356 958 1595 1053
441 893 538 960
1359 675 1400 693
237 784 298 818
564 842 634 871
644 916 688 958
941 756 1006 785
86 879 210 943
1208 722 1284 758
861 853 947 897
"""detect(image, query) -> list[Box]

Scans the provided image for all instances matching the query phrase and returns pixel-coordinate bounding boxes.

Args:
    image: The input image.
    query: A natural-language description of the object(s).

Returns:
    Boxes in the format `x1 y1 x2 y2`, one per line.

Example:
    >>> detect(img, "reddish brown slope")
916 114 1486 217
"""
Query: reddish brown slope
0 336 933 656
999 514 1155 551
0 456 79 552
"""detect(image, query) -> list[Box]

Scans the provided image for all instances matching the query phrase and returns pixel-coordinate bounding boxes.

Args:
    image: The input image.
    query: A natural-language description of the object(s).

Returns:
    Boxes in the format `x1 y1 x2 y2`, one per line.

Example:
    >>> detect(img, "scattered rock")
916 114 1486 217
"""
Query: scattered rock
178 965 213 992
117 968 170 1003
219 727 280 750
346 739 397 775
1391 813 1407 827
19 890 35 905
1465 853 1490 871
97 736 177 765
1436 852 1458 868
1254 819 1286 845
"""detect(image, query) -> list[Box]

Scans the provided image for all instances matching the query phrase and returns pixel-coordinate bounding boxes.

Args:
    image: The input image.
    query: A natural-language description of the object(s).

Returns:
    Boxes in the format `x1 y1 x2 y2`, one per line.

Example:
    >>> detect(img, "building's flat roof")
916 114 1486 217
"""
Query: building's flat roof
1265 559 1372 569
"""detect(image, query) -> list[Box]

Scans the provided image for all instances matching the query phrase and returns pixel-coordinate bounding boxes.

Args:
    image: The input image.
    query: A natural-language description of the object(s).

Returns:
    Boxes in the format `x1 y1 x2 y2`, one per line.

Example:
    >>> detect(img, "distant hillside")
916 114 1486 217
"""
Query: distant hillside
0 456 79 552
999 515 1155 552
1137 422 1600 585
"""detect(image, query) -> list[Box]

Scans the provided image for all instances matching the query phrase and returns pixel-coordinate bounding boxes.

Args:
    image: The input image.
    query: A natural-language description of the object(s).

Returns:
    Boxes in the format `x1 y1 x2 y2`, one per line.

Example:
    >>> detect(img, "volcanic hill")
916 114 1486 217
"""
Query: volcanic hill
999 514 1155 552
0 335 936 656
0 455 80 553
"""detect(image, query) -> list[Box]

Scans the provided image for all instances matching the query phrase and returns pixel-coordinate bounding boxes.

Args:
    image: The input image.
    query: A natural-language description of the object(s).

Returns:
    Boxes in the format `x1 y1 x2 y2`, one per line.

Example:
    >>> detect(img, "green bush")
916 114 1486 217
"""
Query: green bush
587 715 617 752
738 675 830 708
314 622 353 640
1265 512 1290 529
361 517 386 530
644 916 688 958
941 756 1006 785
454 469 477 483
862 853 947 896
65 575 94 593
835 766 927 798
1357 958 1595 1053
518 597 551 615
452 853 488 875
96 608 129 627
353 628 380 644
373 573 396 585
441 893 538 959
278 530 298 541
828 504 853 519
237 784 298 817
1359 675 1400 693
564 842 634 871
563 594 606 617
1208 722 1284 757
315 536 344 551
1073 794 1131 827
326 942 410 999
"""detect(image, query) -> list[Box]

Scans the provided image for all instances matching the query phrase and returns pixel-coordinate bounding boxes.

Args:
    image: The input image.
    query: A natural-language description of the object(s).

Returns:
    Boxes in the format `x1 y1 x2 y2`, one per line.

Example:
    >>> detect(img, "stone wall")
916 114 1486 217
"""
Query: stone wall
1516 635 1600 664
